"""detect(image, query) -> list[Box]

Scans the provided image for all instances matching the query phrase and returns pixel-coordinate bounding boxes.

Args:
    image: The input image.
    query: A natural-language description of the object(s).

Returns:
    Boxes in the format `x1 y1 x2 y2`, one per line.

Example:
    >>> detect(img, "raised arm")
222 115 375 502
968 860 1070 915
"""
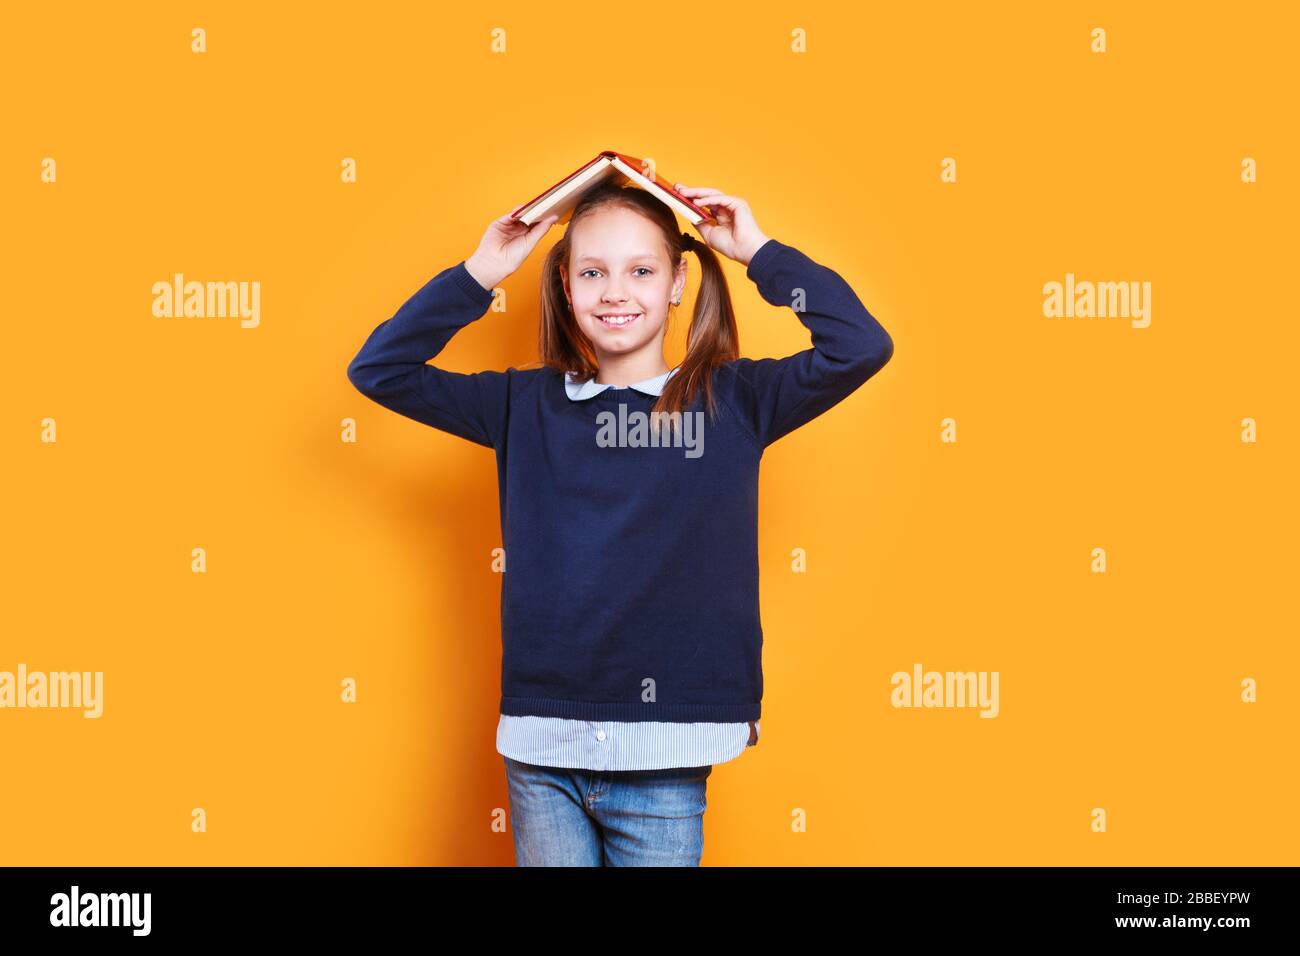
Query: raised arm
346 211 559 449
674 183 894 450
346 262 510 448
730 238 894 448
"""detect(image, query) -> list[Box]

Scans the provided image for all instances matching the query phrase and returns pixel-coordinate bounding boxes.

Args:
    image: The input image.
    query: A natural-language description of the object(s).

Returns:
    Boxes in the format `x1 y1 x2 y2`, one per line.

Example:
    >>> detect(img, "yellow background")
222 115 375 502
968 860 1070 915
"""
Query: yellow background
2 2 1295 865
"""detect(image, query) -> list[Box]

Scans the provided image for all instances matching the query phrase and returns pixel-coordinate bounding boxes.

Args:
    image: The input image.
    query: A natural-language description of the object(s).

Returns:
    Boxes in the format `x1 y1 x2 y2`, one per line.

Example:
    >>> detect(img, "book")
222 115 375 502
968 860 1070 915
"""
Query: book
509 150 719 227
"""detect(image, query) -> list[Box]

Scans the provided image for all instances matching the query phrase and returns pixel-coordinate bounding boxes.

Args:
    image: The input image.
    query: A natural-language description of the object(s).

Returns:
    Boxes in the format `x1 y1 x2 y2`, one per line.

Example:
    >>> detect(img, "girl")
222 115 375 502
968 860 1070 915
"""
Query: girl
347 179 894 866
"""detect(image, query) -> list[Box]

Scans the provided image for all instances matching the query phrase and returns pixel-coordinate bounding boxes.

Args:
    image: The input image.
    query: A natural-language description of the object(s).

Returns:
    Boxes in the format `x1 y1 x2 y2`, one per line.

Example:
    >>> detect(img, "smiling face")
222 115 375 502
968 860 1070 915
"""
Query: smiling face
560 205 687 363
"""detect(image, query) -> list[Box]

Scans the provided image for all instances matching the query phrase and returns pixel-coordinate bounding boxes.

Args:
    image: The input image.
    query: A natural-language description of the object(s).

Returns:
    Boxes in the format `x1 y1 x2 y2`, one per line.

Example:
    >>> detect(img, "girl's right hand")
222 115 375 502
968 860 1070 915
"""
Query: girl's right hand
465 212 560 291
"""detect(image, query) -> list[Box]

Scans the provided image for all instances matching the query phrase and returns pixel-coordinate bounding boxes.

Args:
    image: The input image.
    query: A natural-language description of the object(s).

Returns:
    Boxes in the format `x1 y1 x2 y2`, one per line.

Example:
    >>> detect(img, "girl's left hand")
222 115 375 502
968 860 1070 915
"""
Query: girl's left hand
675 184 771 267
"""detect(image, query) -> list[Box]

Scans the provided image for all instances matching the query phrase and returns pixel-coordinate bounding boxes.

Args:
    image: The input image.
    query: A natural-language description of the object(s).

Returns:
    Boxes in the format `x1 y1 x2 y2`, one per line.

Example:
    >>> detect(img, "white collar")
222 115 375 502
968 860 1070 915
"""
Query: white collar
564 366 680 401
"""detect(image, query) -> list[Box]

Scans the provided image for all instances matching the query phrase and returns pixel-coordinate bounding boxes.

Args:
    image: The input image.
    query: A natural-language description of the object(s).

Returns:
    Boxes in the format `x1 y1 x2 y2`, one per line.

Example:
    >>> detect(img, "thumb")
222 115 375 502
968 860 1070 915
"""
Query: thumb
520 214 558 252
528 213 559 240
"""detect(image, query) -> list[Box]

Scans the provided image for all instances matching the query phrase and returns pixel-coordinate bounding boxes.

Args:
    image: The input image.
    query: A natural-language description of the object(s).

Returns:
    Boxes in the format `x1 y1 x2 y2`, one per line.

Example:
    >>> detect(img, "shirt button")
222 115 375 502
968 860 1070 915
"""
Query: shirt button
596 729 607 741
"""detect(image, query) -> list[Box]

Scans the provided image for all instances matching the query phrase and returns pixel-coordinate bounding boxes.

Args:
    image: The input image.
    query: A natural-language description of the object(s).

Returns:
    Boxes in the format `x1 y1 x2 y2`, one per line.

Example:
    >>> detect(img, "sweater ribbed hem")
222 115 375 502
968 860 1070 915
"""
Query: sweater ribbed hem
745 236 784 281
500 696 760 723
452 260 497 307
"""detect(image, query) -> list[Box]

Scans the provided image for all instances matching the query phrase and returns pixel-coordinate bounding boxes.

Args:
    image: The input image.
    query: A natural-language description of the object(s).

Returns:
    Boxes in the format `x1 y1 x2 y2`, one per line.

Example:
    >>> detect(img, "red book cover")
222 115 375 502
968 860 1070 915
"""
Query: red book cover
509 149 719 225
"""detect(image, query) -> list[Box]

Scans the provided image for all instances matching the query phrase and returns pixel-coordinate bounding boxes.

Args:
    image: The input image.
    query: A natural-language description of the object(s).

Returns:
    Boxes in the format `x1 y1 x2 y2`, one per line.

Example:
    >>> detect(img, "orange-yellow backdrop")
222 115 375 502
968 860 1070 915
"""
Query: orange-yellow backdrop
2 2 1296 866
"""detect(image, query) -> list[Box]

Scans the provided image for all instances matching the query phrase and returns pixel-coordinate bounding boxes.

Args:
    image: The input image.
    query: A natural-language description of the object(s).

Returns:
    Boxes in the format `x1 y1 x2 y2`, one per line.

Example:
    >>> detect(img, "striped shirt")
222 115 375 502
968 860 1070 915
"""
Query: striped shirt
495 365 759 771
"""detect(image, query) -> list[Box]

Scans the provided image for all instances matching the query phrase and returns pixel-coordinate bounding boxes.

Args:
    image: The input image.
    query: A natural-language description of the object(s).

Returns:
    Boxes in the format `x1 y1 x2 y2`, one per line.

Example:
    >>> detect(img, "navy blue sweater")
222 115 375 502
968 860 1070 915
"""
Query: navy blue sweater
347 238 894 722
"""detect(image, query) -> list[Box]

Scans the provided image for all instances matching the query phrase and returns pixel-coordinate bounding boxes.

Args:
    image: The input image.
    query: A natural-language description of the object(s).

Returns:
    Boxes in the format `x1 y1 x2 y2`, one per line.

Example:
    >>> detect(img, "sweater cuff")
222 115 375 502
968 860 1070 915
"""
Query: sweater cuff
452 260 498 309
745 238 784 281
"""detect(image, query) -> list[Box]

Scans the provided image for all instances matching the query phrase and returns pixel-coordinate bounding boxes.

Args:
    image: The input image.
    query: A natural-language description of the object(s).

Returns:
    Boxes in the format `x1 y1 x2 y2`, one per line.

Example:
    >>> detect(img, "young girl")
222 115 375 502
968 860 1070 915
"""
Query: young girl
347 179 894 866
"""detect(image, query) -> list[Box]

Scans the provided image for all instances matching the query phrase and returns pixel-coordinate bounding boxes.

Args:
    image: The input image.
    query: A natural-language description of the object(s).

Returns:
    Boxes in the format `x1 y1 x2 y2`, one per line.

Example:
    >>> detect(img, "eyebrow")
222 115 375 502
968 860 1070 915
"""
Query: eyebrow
575 253 658 264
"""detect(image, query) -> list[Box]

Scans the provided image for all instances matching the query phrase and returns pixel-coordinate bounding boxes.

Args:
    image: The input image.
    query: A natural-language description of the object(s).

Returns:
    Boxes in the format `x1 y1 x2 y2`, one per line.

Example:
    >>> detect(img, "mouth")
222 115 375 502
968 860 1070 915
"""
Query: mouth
594 312 642 329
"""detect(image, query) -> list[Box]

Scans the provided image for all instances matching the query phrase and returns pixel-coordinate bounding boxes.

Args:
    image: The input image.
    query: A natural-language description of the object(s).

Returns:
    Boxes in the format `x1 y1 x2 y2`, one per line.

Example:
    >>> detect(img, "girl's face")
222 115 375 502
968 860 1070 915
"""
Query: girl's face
561 206 687 364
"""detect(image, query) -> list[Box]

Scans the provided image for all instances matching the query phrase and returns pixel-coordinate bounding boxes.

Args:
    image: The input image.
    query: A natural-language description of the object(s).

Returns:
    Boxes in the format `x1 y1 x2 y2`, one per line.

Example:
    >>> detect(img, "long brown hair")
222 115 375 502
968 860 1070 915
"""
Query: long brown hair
537 181 741 426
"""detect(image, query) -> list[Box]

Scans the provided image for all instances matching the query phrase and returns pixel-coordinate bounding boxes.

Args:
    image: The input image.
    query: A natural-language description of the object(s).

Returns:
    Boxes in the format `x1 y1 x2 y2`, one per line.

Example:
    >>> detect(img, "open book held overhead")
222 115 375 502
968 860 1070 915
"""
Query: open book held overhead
509 150 721 227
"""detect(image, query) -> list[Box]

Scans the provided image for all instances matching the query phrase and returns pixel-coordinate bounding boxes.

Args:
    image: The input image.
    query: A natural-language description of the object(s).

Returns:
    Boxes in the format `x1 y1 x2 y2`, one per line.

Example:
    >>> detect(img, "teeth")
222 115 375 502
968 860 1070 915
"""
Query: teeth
598 313 640 326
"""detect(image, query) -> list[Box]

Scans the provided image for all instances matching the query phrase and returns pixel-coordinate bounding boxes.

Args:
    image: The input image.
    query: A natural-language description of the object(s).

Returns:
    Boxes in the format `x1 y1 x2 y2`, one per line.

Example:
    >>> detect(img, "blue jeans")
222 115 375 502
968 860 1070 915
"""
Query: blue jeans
503 756 713 866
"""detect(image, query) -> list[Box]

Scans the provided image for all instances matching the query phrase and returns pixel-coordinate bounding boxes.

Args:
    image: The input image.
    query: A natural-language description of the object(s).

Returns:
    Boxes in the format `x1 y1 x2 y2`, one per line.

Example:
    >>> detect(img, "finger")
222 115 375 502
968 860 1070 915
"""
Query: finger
678 189 725 210
693 199 735 221
685 194 736 214
677 184 725 198
525 214 558 243
507 212 544 231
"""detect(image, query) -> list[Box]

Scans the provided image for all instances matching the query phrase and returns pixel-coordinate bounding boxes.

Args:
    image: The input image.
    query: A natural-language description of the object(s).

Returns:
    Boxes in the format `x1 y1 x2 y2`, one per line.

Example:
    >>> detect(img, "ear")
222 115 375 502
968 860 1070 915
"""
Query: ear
673 256 688 302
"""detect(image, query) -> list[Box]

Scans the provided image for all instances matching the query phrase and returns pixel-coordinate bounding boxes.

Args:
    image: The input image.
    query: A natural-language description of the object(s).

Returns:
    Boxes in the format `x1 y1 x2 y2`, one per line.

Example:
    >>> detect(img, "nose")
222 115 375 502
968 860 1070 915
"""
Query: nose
599 275 630 303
